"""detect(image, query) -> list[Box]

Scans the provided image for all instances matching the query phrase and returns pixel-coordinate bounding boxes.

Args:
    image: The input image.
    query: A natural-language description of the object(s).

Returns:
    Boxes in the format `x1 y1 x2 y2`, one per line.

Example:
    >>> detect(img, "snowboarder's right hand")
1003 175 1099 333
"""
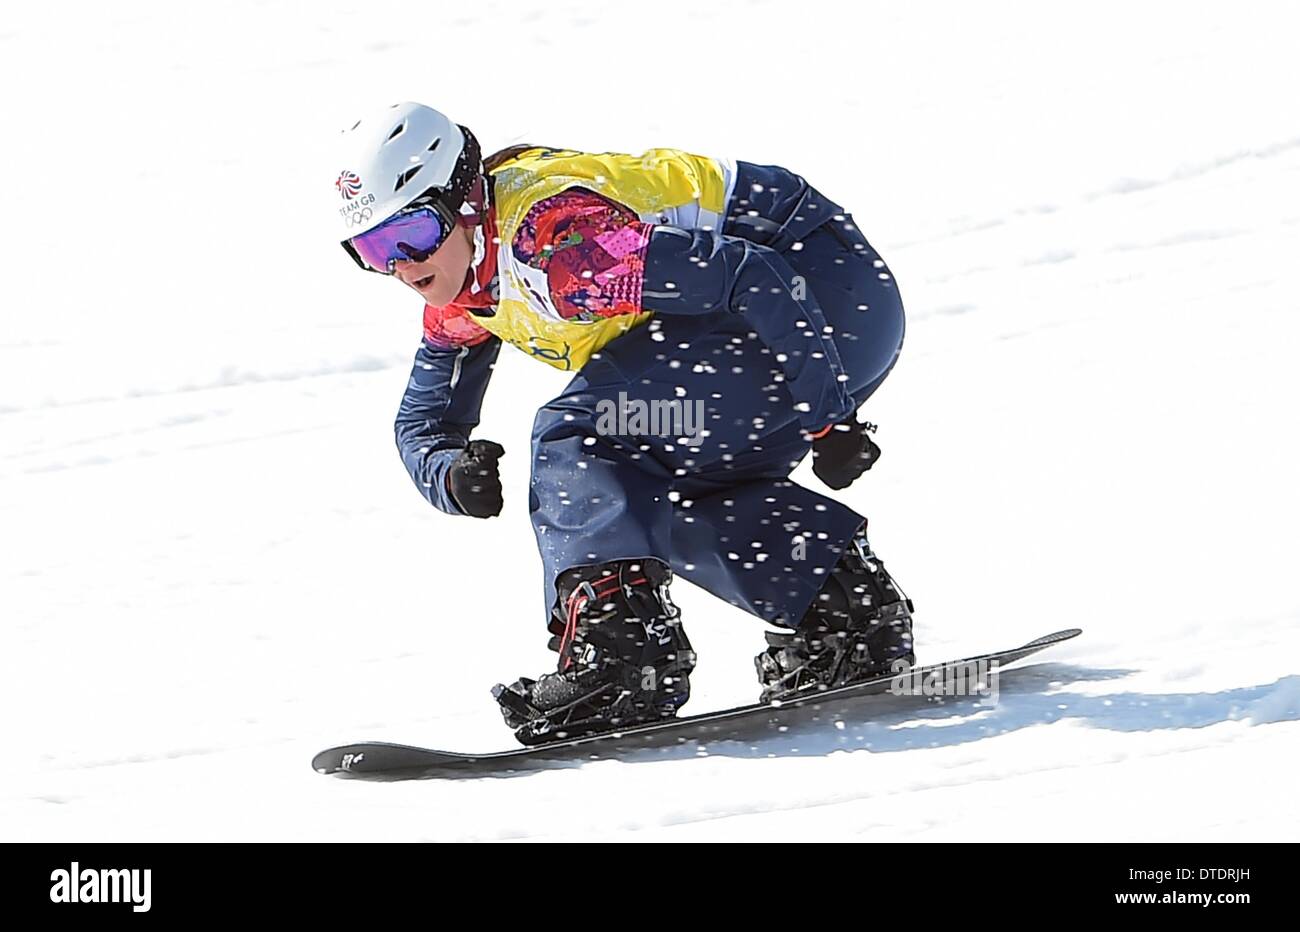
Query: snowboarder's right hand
445 440 505 518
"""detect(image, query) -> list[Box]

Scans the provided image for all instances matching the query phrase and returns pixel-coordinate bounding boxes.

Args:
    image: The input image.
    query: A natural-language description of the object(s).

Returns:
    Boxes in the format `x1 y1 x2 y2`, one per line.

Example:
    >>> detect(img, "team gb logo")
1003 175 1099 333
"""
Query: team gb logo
336 170 363 200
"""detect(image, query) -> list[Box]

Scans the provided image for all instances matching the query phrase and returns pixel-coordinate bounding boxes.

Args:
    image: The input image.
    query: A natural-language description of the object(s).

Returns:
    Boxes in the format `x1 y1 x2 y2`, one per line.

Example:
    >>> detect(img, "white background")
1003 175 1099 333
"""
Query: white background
2 0 1297 840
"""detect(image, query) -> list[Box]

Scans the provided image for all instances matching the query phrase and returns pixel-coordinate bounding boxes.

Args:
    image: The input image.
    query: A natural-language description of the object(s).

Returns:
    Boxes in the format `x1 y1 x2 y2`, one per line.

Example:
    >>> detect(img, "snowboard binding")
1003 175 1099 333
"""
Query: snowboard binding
755 530 914 704
493 558 695 746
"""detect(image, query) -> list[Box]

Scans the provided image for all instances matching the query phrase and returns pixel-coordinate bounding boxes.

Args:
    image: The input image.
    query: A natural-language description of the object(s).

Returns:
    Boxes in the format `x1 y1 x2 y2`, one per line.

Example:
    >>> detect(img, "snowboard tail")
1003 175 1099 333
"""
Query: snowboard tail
312 628 1081 779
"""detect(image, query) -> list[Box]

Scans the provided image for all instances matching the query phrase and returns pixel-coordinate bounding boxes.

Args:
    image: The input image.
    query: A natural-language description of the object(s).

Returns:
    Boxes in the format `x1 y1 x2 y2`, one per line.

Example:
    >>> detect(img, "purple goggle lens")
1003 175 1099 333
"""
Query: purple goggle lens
347 207 452 274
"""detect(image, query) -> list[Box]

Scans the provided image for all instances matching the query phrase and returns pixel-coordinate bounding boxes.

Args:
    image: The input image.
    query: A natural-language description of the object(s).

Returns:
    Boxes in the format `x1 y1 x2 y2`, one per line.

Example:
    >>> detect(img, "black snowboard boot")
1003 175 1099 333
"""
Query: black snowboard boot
755 529 914 703
493 558 696 745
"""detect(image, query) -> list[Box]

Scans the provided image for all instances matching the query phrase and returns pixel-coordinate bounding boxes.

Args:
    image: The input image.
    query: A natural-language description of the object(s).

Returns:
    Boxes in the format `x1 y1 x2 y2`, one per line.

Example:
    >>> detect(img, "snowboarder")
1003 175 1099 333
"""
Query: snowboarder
333 102 914 745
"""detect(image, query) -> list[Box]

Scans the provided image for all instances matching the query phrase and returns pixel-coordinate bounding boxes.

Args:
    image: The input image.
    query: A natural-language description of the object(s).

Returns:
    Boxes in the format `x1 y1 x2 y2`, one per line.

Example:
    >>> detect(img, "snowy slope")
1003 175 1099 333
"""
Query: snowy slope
2 0 1298 840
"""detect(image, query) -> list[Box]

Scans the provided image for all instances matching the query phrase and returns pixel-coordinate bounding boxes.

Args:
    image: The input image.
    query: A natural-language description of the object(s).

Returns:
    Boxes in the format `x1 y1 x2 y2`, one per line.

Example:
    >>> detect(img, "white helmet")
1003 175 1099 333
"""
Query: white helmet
333 101 483 243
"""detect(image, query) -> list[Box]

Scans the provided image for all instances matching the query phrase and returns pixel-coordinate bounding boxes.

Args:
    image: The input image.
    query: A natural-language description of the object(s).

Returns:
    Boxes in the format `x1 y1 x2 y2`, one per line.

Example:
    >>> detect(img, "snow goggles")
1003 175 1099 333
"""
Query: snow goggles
344 202 455 274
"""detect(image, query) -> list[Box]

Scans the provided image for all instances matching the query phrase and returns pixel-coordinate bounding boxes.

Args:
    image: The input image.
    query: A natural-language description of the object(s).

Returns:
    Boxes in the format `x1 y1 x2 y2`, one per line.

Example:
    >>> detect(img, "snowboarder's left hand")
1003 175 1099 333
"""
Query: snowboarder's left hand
810 418 880 490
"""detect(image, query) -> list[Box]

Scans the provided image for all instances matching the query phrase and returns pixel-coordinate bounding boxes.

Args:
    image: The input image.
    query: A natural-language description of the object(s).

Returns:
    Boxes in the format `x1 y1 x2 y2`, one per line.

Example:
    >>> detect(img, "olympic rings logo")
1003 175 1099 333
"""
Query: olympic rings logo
346 206 374 228
524 340 572 369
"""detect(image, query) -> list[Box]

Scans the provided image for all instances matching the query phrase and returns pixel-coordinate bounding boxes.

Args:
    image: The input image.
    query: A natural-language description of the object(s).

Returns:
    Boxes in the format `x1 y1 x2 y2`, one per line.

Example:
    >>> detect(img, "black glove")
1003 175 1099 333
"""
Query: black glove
811 419 881 490
446 440 505 517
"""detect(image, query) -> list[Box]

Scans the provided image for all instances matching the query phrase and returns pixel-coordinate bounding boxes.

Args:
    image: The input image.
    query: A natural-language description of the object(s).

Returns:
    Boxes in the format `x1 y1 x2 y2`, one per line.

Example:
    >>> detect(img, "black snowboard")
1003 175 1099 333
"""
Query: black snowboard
313 628 1081 779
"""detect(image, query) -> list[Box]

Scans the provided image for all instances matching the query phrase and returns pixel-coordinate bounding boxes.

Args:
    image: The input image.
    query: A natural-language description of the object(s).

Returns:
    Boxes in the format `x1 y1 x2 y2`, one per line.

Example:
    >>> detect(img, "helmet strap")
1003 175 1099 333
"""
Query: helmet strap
456 175 488 228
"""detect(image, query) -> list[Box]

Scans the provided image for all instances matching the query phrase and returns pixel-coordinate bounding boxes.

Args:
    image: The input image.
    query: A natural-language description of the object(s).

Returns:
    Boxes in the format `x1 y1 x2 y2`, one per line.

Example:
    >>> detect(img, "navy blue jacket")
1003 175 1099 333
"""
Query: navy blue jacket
395 160 850 514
